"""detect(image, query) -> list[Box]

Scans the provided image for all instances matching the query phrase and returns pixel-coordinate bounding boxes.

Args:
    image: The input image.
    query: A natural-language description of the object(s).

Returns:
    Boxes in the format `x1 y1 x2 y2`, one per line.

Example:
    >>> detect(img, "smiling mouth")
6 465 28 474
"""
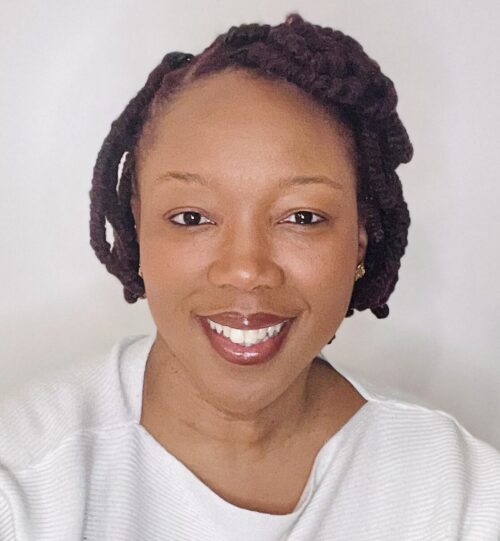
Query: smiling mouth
197 316 296 366
205 317 289 347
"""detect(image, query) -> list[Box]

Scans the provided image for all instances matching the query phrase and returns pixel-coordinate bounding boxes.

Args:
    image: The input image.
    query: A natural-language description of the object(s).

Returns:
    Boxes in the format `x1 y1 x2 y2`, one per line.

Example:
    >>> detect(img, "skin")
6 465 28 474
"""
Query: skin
131 68 368 514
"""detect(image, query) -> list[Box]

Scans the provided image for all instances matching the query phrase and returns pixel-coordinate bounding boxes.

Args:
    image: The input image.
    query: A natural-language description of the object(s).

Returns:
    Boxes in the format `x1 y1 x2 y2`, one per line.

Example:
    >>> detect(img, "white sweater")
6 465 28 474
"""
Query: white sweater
0 334 499 541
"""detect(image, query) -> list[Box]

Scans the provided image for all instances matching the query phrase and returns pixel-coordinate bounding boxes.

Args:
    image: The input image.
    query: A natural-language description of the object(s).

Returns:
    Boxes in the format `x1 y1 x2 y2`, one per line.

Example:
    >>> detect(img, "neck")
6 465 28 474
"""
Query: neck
140 334 326 459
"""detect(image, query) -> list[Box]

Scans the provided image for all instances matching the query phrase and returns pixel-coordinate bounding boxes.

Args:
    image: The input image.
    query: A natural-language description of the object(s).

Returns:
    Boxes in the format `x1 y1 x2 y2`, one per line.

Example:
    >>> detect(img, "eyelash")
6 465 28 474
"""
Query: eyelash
168 210 327 227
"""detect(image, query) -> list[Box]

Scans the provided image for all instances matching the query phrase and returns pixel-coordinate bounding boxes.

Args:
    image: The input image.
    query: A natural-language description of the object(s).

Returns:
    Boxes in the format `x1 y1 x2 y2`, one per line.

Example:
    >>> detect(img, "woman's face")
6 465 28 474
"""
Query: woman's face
132 68 367 414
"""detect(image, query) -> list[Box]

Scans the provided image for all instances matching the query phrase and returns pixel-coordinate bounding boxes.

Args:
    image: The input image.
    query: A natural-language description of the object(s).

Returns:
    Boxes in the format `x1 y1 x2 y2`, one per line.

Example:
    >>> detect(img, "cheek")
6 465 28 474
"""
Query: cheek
281 222 357 283
143 242 209 299
140 208 212 276
280 227 357 328
139 224 214 326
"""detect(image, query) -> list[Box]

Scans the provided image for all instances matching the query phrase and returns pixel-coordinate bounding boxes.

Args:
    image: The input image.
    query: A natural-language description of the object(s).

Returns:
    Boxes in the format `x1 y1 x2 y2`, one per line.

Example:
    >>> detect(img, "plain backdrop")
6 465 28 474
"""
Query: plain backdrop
1 0 499 450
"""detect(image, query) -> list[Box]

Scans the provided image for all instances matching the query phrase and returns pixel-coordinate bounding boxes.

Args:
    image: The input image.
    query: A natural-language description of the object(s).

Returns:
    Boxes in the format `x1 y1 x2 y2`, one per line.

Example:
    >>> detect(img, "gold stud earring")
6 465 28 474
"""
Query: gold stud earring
354 263 365 282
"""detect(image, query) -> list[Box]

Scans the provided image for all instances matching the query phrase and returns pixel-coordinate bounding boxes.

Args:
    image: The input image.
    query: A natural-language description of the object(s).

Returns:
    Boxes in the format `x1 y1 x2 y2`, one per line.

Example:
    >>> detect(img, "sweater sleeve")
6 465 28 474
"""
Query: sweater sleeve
0 489 16 541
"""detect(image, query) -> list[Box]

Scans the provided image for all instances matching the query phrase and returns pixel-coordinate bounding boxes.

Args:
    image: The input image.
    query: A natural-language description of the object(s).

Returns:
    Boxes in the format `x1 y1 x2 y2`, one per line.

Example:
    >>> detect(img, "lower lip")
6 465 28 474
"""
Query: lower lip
198 317 294 366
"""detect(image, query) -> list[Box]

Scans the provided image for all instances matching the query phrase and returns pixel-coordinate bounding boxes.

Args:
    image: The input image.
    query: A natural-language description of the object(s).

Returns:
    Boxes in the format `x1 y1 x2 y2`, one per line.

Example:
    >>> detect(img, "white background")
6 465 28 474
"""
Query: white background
1 0 499 450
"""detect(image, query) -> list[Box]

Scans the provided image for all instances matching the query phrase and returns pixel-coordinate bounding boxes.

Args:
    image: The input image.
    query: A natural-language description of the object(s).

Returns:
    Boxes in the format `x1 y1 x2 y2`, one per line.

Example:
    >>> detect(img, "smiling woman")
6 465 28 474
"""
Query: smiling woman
129 63 368 393
1 11 500 541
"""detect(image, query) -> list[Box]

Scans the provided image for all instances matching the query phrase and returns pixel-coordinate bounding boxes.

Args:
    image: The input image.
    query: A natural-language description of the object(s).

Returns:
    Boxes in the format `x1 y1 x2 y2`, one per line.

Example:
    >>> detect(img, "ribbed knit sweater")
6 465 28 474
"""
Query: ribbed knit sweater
1 334 499 540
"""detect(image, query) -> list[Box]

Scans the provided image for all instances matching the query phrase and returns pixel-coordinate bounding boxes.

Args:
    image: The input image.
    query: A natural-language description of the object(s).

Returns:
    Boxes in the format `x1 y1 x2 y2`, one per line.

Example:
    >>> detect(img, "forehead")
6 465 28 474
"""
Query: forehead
136 69 357 191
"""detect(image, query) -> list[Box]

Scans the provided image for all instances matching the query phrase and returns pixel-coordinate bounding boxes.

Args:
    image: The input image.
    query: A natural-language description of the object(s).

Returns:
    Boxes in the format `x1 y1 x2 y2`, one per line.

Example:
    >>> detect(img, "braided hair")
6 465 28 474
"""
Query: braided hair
89 12 413 320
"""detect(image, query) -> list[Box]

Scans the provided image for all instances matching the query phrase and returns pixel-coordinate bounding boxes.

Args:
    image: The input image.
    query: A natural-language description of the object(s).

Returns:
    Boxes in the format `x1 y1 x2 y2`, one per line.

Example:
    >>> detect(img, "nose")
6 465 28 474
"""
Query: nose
207 222 285 292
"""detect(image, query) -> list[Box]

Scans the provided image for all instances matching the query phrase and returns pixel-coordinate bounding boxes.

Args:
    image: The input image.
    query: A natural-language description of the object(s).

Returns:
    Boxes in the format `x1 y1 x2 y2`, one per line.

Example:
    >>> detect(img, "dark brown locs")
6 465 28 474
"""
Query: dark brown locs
89 12 413 321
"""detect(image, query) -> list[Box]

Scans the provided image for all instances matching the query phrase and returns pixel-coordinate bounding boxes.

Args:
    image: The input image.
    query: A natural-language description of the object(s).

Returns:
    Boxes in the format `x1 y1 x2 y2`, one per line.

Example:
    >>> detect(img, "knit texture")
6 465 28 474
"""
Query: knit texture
1 334 499 540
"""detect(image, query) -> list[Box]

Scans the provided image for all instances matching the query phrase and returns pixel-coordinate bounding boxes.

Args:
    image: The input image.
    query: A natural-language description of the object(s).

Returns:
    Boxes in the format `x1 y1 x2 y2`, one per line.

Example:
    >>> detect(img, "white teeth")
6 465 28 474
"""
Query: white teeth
207 319 287 347
257 328 267 340
230 329 245 344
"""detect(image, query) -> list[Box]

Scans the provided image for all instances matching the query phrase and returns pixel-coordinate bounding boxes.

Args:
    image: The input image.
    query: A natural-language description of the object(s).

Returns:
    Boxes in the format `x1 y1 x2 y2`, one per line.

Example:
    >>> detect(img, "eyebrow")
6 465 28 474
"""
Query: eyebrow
154 171 344 191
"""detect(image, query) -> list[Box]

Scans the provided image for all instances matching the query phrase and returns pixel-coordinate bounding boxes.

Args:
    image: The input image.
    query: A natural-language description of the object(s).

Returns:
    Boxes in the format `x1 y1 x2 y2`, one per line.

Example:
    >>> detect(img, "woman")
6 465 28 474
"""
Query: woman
1 12 499 541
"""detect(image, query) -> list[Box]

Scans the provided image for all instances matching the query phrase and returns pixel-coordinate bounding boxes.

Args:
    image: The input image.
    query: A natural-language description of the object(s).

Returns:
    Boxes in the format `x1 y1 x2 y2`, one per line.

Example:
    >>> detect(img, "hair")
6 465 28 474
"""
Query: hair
89 12 413 320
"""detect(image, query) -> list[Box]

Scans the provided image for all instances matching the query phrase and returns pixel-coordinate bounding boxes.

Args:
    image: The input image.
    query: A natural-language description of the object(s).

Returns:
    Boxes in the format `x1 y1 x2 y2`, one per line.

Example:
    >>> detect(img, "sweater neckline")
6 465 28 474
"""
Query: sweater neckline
120 333 377 522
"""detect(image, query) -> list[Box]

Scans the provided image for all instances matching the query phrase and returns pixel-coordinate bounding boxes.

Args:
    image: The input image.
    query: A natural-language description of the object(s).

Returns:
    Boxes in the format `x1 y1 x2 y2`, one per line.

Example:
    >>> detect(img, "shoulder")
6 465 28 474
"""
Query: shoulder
371 395 499 451
0 334 147 472
319 353 500 477
366 395 500 467
363 396 500 522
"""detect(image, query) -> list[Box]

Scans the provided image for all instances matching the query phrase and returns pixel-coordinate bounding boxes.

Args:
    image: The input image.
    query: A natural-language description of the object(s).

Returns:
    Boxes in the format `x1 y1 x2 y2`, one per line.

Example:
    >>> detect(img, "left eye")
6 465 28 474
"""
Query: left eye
169 211 213 226
282 211 326 226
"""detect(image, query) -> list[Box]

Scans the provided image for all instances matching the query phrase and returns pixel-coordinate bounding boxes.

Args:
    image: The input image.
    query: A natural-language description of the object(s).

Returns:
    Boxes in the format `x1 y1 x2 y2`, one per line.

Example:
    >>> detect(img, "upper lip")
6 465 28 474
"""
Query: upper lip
199 311 294 330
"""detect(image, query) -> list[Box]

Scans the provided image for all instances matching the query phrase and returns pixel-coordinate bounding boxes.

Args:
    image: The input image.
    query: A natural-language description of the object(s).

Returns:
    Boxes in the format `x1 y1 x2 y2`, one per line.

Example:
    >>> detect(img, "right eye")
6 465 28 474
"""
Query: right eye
168 211 213 227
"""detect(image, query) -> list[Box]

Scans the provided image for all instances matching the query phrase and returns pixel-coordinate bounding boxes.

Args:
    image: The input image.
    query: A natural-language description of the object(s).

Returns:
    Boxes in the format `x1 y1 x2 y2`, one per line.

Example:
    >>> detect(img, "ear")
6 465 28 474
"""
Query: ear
131 193 141 239
357 221 368 264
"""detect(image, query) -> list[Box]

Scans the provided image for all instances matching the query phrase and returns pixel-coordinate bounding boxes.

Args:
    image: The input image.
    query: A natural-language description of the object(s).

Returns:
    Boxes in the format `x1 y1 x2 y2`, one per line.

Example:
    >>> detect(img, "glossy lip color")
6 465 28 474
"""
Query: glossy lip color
197 316 295 366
